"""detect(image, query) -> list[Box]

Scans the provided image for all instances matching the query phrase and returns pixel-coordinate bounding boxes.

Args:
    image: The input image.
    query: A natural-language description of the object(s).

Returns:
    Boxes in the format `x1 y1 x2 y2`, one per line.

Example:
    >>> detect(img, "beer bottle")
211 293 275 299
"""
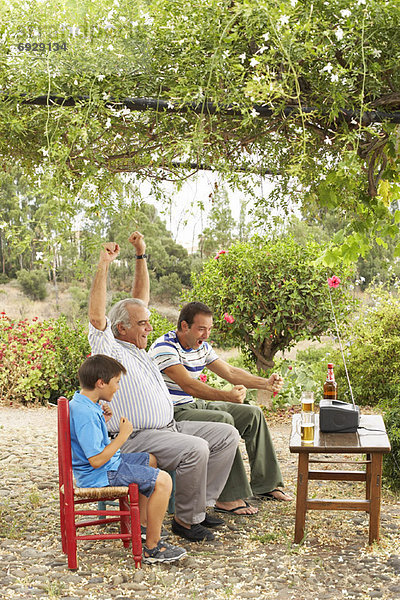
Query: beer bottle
323 363 337 400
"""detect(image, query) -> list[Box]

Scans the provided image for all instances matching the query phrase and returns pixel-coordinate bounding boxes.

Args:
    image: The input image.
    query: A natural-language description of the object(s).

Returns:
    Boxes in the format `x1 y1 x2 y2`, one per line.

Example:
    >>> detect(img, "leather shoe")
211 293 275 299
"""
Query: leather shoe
200 514 225 528
171 518 215 541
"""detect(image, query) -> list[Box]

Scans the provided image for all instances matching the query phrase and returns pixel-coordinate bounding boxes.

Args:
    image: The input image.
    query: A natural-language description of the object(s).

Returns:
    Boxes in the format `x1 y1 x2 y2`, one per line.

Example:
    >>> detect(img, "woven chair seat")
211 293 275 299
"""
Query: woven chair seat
73 486 129 500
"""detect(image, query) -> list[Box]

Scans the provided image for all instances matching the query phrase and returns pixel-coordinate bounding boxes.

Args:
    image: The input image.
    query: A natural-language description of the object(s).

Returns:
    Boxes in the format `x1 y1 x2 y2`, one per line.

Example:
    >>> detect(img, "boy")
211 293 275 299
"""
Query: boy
69 353 186 564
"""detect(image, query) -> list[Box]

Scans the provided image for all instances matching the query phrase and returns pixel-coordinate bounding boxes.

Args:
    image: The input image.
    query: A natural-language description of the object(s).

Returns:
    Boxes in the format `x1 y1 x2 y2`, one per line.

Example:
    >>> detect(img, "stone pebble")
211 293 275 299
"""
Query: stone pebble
1 405 400 600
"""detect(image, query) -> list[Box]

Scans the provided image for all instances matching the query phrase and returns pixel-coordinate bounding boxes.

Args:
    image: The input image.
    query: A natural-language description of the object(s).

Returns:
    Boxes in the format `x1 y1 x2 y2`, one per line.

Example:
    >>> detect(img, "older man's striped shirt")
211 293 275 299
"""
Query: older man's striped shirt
148 330 219 406
88 319 174 432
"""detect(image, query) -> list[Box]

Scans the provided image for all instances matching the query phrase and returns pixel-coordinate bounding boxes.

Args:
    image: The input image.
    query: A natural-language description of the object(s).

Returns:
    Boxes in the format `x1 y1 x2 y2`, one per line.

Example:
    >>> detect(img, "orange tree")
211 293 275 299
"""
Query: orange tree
187 236 355 370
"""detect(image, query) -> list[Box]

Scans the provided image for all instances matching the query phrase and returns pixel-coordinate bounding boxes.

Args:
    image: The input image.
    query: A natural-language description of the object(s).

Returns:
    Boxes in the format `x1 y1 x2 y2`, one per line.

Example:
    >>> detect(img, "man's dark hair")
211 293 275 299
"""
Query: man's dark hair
177 302 213 330
78 354 126 390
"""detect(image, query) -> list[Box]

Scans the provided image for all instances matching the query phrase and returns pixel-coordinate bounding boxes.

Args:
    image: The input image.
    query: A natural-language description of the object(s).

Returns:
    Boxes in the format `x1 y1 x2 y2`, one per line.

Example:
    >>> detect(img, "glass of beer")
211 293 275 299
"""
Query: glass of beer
301 421 315 443
300 391 315 444
301 391 314 413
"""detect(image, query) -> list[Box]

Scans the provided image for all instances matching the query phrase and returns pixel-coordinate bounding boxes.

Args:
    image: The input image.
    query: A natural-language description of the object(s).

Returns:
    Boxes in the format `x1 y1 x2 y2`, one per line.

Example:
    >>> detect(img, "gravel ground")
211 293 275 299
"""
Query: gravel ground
0 405 399 600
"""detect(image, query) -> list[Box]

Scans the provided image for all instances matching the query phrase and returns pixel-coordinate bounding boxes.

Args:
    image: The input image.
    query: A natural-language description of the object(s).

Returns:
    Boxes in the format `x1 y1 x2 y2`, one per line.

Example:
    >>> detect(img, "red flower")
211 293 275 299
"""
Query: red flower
327 276 341 288
288 366 293 370
223 313 235 324
214 250 228 260
199 374 207 383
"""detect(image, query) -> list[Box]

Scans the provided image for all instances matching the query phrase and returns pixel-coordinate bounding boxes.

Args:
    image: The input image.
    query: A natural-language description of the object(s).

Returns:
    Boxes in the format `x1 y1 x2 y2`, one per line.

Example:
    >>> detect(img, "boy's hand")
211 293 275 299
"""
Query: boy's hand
102 403 113 423
119 417 133 439
129 231 146 255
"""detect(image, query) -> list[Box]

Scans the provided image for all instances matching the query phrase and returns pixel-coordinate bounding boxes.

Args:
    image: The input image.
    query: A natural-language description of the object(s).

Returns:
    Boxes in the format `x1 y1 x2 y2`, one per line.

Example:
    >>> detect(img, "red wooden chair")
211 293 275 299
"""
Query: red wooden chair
57 397 142 569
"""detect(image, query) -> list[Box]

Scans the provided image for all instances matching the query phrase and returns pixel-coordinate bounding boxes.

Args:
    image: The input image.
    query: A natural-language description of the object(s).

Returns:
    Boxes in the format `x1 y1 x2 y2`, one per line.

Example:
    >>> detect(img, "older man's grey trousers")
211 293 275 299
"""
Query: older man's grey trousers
120 420 239 525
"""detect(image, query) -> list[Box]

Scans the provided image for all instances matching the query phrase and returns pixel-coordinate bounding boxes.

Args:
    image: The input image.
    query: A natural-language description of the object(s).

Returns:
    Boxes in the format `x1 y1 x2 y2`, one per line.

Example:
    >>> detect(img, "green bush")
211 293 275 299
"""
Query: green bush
16 269 48 301
0 273 9 284
186 235 355 371
0 314 89 405
333 286 400 408
383 408 400 491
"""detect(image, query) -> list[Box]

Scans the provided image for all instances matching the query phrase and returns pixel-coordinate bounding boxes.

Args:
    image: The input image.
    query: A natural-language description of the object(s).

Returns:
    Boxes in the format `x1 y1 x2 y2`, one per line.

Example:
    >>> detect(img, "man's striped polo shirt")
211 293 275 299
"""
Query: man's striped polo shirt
148 330 219 406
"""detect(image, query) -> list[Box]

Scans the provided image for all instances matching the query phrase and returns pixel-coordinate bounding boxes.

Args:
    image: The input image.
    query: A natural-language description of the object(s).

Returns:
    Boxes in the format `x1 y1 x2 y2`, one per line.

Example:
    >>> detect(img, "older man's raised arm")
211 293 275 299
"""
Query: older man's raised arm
89 242 120 331
129 231 149 306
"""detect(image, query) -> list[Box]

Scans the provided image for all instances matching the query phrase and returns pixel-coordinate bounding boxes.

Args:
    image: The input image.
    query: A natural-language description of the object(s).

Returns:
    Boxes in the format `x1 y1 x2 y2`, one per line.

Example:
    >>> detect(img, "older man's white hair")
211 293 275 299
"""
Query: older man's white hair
108 298 147 338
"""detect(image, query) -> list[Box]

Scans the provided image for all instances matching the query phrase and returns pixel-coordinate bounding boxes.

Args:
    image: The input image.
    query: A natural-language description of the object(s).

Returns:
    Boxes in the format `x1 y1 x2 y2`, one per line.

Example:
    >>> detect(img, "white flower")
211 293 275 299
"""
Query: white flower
278 15 290 26
74 79 78 85
250 108 260 118
321 62 333 73
290 0 298 6
105 118 111 129
107 44 114 51
262 32 270 41
167 100 174 109
340 9 351 18
324 137 333 145
239 53 246 63
335 27 344 41
250 57 259 67
372 49 382 58
257 46 268 54
97 74 105 81
331 73 339 82
35 252 44 260
357 0 366 5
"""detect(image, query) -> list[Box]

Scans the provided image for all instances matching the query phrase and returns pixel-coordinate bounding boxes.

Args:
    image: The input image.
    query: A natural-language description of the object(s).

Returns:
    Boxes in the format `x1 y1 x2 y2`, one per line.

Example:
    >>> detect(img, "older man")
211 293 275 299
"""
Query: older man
88 232 239 542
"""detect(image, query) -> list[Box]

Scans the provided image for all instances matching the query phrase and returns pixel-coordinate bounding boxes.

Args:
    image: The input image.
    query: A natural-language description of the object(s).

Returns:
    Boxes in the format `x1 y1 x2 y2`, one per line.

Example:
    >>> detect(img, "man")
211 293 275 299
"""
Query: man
148 301 292 515
88 232 240 542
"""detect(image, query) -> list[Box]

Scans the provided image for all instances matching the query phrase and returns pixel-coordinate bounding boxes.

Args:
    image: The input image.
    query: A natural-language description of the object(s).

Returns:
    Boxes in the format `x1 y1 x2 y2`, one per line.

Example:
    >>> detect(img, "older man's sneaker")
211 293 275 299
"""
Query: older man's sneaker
171 518 215 541
142 540 187 564
141 525 169 541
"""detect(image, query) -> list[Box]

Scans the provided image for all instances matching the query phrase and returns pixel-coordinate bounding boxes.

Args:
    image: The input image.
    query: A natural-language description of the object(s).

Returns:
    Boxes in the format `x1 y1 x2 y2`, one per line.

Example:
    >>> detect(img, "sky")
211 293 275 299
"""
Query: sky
139 170 290 252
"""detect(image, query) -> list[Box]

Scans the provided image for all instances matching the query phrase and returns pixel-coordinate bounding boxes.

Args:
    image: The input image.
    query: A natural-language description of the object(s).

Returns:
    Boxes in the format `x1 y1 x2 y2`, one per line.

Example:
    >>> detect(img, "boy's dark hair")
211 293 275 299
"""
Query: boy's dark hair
177 302 213 330
78 354 126 390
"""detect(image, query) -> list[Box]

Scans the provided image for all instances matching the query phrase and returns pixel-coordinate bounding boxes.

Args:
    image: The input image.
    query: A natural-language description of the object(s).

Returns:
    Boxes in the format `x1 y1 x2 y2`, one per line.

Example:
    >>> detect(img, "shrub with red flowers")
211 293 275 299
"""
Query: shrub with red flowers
0 314 90 405
0 307 174 405
186 236 355 371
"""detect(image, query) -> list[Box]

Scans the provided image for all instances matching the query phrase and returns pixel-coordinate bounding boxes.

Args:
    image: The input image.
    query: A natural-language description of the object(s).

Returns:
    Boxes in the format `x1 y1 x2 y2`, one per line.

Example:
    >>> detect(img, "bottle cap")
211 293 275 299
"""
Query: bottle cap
327 363 334 368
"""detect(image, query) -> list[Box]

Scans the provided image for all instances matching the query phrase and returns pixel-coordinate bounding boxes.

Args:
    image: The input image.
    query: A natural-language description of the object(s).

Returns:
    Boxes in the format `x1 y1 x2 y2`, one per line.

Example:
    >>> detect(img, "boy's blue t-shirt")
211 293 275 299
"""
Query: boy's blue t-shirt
69 391 121 487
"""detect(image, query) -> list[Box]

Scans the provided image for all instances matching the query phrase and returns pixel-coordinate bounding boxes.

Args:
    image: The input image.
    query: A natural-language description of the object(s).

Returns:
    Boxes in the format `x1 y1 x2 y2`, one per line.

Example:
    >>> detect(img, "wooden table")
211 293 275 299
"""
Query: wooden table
289 414 391 545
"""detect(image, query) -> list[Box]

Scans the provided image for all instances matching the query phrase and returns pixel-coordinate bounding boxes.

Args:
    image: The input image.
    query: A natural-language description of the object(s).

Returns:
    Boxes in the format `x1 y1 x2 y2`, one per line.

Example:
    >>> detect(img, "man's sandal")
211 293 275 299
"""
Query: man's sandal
257 489 293 501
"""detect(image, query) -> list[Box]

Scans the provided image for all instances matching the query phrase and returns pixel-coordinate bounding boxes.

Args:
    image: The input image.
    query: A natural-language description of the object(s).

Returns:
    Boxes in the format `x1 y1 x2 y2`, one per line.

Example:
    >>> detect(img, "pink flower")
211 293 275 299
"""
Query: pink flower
223 313 235 324
327 276 341 288
273 391 278 397
214 250 228 260
288 366 293 370
199 374 207 383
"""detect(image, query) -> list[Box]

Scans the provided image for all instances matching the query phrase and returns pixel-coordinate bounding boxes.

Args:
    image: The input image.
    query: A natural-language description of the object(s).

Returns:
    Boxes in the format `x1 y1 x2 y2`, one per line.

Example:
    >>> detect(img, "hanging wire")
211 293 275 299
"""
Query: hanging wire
327 278 356 407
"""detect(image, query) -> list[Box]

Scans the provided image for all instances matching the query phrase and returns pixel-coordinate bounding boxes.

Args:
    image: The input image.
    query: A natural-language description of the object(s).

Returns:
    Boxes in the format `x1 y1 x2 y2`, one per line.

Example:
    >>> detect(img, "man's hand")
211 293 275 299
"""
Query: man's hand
119 417 134 440
99 242 120 264
129 231 146 255
226 385 247 404
266 373 284 393
102 403 113 423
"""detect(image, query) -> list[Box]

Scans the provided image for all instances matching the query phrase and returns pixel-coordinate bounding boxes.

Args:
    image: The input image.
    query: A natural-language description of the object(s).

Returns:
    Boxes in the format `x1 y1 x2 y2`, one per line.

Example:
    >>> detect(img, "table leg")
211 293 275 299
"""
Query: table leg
365 453 371 500
369 452 383 544
294 453 309 544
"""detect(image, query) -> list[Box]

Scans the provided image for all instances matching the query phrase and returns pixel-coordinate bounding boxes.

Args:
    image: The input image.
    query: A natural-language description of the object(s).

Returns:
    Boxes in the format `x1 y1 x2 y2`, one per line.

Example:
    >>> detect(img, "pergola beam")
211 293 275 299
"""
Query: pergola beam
7 94 400 124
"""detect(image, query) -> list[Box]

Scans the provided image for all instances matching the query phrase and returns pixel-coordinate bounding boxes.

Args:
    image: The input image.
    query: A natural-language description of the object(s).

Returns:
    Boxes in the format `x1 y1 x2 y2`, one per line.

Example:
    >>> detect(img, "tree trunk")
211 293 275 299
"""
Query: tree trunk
257 389 273 409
